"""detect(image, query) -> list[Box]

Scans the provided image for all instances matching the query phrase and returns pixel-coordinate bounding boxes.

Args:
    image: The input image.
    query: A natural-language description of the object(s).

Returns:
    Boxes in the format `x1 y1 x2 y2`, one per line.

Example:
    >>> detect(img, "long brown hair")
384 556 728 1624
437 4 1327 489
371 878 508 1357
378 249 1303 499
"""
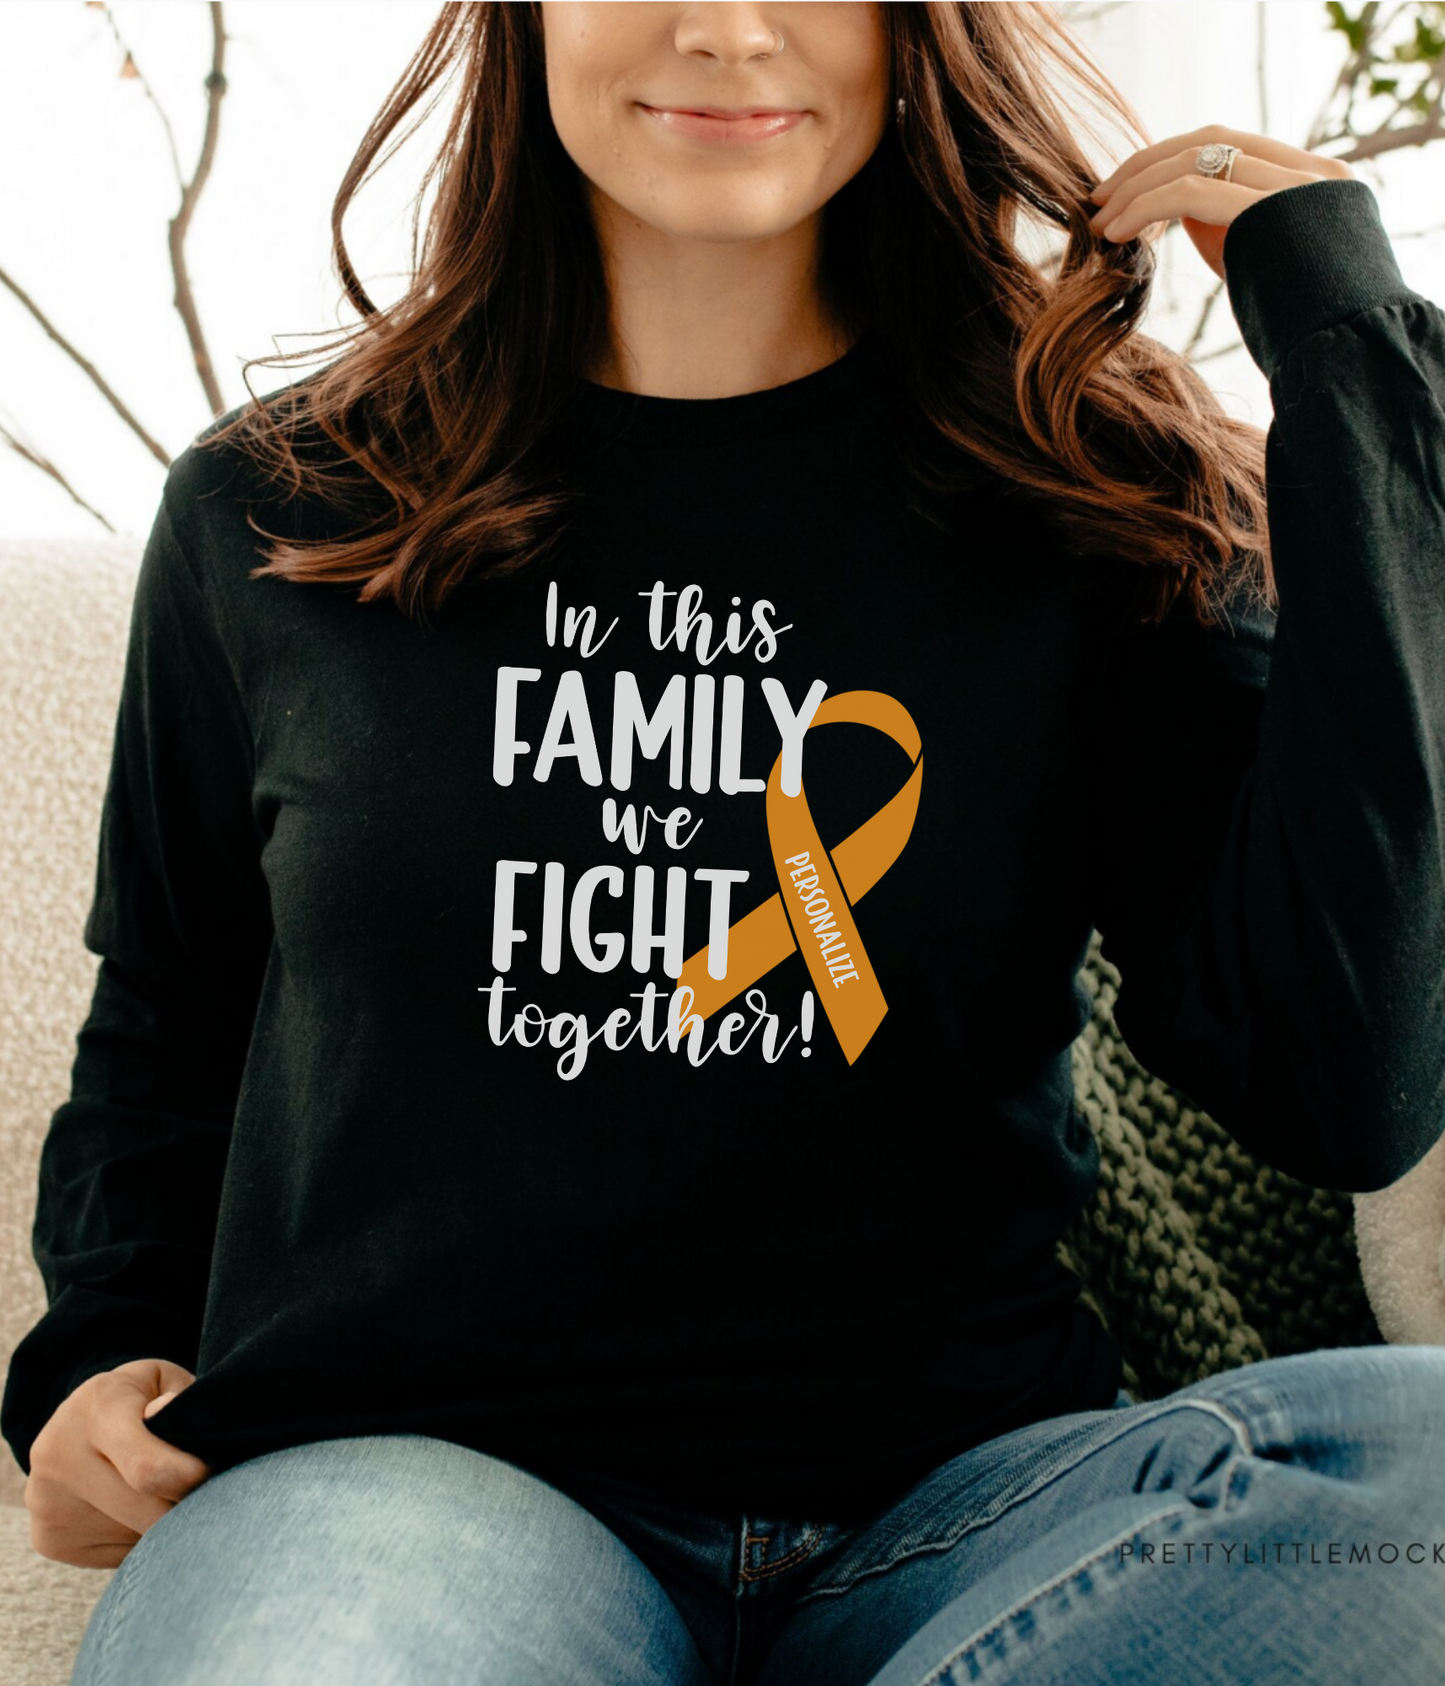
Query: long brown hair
202 1 1274 631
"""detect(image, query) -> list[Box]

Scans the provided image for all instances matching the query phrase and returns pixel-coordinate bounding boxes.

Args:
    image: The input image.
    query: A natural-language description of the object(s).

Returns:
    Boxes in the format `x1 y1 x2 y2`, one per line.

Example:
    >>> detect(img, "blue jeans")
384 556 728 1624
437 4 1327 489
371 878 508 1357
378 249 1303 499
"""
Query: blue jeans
71 1344 1445 1686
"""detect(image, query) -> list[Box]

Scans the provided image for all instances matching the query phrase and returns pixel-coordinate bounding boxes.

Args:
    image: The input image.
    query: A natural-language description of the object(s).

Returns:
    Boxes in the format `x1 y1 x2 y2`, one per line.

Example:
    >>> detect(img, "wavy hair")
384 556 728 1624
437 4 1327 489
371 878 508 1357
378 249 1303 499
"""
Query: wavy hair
201 0 1275 630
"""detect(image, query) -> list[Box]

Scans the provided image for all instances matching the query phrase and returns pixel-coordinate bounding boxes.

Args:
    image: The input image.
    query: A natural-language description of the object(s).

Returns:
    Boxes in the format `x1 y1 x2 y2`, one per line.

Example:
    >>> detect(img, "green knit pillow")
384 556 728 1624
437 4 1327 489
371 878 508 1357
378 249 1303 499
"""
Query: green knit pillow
1059 929 1382 1401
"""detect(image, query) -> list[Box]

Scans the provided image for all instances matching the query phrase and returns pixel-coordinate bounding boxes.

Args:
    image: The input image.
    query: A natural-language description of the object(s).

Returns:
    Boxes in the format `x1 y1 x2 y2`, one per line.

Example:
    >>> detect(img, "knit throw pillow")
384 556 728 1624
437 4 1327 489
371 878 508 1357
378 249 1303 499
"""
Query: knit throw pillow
1059 929 1382 1402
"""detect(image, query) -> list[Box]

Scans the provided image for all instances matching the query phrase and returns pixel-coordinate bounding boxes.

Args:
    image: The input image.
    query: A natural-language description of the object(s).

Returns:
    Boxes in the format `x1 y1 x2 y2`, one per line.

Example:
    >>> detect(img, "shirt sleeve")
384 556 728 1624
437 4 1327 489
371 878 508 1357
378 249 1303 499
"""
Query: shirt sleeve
1082 176 1445 1197
1 463 272 1476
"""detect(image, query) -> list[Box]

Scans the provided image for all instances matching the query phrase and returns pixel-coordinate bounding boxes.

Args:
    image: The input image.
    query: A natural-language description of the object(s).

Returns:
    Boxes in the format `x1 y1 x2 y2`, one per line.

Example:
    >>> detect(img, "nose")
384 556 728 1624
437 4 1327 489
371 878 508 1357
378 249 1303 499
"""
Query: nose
671 3 783 68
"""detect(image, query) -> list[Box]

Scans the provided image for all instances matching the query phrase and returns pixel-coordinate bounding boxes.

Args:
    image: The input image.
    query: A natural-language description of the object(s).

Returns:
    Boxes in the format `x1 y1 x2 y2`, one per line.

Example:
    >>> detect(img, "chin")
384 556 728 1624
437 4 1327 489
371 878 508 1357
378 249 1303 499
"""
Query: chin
637 183 811 239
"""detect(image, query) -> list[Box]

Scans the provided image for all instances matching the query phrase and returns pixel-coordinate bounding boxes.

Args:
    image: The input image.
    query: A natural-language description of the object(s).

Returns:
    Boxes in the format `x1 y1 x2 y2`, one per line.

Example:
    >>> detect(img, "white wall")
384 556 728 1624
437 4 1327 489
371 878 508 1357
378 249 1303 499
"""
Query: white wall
2 0 1441 539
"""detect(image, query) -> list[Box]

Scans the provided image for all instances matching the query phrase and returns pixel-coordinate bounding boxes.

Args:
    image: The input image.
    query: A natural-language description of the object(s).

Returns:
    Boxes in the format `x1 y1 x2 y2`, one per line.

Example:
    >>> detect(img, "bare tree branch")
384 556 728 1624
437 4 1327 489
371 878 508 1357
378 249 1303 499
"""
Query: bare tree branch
1306 0 1445 152
1305 0 1383 150
1188 338 1247 367
0 265 170 466
1180 0 1445 364
1056 2 1132 24
169 2 229 416
1197 0 1269 366
0 416 115 531
2 0 233 511
1183 279 1227 362
1335 109 1445 160
97 1 185 193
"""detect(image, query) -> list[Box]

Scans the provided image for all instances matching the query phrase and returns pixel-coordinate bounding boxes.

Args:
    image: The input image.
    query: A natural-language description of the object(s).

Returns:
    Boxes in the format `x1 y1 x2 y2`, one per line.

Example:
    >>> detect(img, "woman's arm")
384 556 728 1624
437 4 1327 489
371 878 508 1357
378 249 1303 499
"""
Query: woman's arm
1 473 272 1476
1086 177 1445 1196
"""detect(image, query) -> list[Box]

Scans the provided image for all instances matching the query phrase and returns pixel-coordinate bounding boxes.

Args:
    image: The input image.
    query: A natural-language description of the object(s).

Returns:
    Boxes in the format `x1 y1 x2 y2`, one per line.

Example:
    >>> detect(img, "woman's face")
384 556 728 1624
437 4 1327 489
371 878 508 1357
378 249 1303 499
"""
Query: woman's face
538 2 890 244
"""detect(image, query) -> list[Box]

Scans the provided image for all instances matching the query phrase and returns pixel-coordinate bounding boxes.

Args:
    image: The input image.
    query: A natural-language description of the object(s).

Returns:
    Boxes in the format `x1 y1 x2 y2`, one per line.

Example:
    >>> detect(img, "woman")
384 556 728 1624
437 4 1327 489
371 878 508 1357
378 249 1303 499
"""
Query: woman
6 2 1445 1682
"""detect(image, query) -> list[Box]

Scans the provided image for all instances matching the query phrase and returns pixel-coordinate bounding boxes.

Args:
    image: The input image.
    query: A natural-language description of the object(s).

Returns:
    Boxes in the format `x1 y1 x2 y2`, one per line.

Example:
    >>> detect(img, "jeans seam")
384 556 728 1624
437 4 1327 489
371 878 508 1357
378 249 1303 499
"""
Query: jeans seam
793 1397 1257 1608
740 1522 826 1581
85 1524 153 1686
904 1501 1197 1686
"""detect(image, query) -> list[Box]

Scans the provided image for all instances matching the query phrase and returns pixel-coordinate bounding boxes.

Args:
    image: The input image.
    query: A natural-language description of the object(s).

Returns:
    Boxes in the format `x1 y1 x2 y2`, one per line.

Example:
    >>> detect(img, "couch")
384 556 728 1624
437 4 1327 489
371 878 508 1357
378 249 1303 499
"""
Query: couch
2 535 1442 1686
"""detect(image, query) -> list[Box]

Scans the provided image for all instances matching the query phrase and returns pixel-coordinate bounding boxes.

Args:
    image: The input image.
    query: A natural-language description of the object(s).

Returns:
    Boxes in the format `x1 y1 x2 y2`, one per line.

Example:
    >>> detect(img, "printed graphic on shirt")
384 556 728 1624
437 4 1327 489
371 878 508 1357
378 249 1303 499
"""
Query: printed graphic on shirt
481 580 922 1078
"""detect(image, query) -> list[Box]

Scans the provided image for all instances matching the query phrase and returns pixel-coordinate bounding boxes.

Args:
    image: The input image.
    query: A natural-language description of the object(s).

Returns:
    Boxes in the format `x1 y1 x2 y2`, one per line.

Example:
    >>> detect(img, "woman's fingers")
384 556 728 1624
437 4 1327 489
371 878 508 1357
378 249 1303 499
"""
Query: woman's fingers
90 1372 212 1498
1092 124 1353 197
1096 174 1267 240
1091 146 1319 218
25 1360 214 1567
25 1462 145 1570
64 1370 210 1537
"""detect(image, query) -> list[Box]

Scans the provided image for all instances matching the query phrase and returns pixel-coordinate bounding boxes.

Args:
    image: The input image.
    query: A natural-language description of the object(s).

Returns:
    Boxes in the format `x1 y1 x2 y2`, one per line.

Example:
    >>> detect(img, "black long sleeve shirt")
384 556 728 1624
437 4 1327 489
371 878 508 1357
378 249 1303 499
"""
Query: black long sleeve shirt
4 177 1443 1520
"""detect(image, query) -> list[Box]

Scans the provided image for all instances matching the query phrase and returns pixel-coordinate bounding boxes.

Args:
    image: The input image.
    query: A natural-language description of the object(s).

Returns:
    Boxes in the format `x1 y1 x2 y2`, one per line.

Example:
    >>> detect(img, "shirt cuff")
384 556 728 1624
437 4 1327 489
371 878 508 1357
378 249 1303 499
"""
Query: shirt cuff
1222 176 1418 383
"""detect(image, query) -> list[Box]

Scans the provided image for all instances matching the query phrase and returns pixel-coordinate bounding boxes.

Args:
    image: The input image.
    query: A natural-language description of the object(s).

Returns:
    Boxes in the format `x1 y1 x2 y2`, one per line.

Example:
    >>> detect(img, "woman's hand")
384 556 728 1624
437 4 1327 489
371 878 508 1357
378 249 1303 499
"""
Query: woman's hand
24 1357 213 1568
1086 125 1356 280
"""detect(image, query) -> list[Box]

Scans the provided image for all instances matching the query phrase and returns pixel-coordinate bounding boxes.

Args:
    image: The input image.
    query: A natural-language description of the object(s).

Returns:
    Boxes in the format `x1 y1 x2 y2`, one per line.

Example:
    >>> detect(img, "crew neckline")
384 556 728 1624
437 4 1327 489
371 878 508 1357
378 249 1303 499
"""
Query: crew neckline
569 333 874 448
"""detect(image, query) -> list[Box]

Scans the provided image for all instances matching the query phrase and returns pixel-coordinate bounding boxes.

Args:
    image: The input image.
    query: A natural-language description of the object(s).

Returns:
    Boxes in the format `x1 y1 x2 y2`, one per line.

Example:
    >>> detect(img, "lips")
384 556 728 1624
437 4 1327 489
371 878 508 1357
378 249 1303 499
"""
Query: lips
662 106 797 118
638 104 807 144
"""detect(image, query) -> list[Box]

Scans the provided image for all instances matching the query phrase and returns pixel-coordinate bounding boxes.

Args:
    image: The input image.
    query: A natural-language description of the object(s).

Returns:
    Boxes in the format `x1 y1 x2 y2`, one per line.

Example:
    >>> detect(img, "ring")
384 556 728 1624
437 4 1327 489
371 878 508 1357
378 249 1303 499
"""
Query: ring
1195 142 1240 182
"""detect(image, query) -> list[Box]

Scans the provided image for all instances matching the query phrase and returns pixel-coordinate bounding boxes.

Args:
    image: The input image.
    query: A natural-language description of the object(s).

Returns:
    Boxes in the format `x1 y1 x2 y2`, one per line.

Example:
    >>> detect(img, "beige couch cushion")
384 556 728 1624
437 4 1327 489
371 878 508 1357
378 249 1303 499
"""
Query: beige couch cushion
1 538 140 1679
0 1504 111 1686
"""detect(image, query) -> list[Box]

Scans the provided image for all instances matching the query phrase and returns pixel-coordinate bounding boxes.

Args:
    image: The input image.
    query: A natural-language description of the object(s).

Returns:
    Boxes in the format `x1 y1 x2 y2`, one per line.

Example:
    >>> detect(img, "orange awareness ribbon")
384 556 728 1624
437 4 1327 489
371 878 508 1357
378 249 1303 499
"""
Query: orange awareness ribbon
674 689 922 1065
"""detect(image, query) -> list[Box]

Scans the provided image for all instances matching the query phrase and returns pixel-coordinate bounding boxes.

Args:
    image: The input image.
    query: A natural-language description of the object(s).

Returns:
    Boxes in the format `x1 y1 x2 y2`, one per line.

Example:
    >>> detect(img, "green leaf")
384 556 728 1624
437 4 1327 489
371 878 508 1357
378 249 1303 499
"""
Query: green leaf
1325 0 1370 53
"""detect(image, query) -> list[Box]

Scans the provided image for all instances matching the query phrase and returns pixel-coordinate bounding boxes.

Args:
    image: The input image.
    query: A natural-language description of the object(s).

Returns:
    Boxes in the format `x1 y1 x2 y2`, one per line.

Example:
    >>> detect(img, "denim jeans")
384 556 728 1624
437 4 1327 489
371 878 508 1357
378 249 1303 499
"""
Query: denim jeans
71 1343 1445 1686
